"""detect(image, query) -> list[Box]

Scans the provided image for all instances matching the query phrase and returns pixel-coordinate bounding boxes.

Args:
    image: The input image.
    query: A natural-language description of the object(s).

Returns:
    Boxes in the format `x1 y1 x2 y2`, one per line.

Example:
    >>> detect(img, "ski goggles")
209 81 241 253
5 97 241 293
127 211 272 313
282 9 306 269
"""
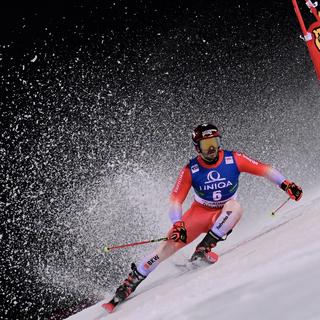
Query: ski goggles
199 137 220 153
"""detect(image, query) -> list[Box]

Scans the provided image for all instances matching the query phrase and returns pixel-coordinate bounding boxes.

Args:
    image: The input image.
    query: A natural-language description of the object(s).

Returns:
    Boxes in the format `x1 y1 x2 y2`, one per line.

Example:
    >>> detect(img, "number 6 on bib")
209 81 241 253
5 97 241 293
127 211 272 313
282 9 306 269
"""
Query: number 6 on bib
212 190 222 201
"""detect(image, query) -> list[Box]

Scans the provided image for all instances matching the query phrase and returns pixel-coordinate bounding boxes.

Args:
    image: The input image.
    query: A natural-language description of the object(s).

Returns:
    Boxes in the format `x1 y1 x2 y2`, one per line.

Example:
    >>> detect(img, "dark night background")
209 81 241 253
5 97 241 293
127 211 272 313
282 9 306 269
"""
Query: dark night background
1 0 320 319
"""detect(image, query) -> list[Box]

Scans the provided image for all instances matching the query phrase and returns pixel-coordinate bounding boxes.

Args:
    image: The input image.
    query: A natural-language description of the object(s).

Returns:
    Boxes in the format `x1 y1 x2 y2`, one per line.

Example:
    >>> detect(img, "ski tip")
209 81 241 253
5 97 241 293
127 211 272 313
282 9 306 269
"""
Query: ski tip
102 302 116 313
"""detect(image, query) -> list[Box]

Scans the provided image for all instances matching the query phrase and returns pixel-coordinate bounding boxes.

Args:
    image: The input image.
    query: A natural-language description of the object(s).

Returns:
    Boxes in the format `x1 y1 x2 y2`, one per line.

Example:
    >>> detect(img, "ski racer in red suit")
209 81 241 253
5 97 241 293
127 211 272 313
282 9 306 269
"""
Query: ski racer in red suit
105 124 303 308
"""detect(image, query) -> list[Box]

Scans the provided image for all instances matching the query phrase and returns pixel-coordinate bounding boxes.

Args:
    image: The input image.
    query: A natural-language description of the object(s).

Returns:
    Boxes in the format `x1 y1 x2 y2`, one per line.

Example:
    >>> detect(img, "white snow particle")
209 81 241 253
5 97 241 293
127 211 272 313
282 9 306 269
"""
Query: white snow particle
31 55 38 63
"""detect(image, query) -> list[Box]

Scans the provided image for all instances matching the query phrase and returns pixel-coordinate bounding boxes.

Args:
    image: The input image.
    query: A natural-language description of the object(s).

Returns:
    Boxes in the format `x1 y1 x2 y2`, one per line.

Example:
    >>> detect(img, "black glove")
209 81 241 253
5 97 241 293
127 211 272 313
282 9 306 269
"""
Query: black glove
170 221 187 243
281 180 303 201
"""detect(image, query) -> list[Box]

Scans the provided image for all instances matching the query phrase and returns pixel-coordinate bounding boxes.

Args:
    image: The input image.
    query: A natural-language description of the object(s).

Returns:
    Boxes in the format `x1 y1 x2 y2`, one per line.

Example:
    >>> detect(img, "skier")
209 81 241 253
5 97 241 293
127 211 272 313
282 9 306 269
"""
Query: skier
103 123 303 311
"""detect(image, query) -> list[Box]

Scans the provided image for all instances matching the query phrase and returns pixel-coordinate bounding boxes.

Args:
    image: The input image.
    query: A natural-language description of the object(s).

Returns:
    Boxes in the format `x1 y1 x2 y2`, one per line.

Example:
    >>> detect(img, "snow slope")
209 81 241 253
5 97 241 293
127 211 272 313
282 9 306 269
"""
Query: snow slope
67 191 320 320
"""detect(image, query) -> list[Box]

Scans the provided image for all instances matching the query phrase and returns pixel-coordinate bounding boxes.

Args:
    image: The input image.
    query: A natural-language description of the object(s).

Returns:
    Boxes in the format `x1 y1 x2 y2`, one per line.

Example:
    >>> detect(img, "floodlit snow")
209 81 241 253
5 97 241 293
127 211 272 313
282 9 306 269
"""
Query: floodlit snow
3 1 320 318
67 190 320 320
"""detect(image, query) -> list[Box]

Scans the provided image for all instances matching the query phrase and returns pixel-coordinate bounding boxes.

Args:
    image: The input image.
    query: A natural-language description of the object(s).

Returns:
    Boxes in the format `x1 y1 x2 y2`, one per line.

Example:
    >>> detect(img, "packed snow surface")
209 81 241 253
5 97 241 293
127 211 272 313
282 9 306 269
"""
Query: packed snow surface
67 190 320 320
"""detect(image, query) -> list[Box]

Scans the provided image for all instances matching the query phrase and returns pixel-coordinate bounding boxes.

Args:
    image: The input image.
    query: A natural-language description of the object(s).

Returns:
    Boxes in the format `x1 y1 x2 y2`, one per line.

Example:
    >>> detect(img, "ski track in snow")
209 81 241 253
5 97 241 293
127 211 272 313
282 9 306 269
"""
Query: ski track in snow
67 191 320 320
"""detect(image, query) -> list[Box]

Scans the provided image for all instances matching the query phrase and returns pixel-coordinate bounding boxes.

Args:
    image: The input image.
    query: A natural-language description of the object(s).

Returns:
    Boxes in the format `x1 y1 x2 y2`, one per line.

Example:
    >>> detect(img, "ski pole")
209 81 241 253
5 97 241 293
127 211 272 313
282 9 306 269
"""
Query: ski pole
102 237 168 253
271 197 291 216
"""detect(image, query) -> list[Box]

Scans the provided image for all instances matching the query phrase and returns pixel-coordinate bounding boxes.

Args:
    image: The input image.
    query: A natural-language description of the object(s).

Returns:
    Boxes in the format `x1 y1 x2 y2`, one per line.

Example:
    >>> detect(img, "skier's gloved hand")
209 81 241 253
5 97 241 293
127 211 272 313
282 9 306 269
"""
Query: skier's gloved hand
170 221 187 243
281 180 303 201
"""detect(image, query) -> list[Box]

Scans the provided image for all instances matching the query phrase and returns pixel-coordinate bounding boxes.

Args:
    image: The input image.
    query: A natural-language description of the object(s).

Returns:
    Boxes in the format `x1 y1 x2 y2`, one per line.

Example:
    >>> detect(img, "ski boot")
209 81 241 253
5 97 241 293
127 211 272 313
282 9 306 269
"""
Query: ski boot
190 230 221 264
102 263 146 313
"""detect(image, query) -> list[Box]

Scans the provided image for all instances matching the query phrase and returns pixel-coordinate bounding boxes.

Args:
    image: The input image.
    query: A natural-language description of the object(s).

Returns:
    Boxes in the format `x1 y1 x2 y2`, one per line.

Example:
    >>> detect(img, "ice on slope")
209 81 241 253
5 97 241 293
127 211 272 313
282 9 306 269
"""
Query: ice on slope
67 190 320 320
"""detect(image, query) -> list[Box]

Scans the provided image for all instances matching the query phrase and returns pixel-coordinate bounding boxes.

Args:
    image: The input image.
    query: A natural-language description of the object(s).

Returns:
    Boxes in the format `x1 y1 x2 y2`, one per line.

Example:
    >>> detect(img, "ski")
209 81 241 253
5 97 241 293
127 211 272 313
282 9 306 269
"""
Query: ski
174 251 219 271
102 252 219 313
101 297 121 313
101 263 146 313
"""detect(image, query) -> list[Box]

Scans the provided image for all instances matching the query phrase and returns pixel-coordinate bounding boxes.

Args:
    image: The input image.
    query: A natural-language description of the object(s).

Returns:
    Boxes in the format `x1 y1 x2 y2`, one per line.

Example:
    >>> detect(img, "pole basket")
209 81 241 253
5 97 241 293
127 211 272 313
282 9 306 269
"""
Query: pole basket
292 0 320 80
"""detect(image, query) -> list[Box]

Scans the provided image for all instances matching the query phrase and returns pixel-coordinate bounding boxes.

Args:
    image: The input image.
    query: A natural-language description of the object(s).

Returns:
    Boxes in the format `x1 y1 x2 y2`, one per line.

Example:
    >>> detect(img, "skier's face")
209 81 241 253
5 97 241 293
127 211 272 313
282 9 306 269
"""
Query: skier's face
199 137 219 161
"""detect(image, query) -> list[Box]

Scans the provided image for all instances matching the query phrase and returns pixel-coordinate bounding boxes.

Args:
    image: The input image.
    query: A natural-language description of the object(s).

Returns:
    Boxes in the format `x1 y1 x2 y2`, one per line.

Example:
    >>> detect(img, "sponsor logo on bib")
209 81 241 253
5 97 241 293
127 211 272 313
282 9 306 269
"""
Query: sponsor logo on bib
225 156 234 164
191 164 199 173
199 170 233 191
